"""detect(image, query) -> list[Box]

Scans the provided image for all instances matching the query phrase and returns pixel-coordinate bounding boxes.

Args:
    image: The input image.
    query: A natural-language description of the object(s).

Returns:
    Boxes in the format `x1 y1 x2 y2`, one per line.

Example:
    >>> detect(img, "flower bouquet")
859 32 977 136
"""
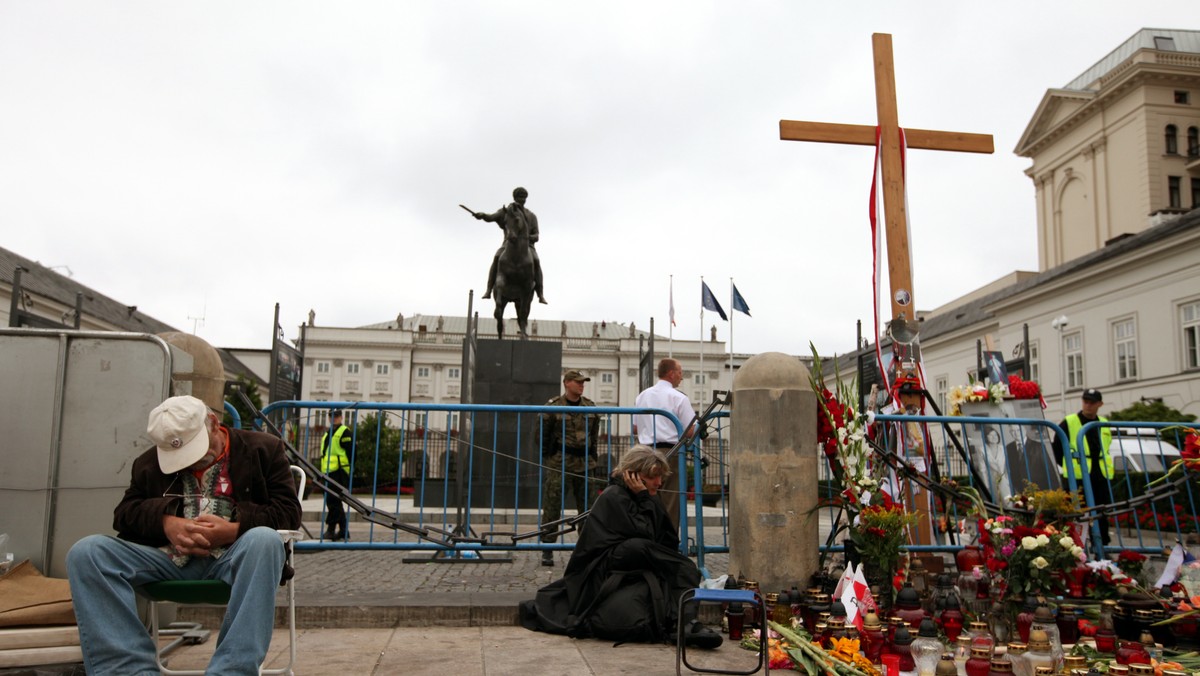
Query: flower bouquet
978 487 1085 597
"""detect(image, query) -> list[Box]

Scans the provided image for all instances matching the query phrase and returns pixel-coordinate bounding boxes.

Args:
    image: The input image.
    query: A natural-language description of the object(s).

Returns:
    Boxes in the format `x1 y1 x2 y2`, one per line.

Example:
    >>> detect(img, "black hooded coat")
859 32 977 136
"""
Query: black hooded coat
519 478 702 642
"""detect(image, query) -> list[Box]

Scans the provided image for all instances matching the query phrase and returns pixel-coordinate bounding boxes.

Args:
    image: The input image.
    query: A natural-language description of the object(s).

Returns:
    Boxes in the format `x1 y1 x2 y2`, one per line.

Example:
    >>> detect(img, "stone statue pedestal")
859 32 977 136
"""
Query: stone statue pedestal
417 339 562 509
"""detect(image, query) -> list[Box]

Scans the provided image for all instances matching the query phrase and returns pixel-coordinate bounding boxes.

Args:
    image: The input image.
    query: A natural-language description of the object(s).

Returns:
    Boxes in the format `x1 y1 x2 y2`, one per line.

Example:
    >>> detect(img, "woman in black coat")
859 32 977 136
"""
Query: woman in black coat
519 445 720 647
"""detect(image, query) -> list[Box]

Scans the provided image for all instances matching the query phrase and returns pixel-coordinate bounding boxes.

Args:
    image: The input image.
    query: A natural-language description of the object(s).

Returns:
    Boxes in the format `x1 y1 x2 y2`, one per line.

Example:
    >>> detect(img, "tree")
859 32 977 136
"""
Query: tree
350 412 405 490
223 375 263 429
1107 400 1196 424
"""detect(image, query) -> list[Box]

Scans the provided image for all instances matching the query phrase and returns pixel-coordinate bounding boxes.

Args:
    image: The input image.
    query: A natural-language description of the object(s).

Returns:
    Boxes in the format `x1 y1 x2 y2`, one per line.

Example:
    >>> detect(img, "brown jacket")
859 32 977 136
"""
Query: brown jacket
113 427 302 548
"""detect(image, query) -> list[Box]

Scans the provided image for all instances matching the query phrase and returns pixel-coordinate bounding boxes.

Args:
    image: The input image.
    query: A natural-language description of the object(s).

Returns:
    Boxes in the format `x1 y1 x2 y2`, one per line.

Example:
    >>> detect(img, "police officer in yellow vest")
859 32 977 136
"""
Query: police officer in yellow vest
1052 388 1113 545
320 410 354 541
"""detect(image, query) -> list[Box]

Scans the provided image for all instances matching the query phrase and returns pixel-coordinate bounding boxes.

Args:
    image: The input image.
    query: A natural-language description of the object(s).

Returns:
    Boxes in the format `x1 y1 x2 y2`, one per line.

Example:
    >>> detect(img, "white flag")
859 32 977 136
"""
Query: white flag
1156 541 1187 589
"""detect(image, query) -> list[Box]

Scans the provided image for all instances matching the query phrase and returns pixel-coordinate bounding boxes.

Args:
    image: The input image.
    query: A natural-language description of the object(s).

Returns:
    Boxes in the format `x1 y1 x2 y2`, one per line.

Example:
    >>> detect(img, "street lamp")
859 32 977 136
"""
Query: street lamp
1051 315 1070 416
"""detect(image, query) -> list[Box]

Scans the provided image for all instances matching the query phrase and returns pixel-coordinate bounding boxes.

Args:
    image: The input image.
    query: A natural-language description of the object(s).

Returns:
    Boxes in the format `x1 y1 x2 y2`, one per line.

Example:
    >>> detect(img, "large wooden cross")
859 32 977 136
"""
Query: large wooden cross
780 33 993 340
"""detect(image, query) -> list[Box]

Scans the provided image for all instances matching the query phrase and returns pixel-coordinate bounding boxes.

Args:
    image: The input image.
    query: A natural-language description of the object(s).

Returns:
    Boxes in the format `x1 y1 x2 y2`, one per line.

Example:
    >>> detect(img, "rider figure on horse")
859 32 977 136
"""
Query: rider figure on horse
475 186 548 305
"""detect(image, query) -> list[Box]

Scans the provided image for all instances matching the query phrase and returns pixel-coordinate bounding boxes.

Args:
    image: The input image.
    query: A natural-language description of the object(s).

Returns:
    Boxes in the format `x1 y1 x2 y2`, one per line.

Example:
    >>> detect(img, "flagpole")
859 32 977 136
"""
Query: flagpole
729 277 735 391
669 274 674 358
699 276 705 407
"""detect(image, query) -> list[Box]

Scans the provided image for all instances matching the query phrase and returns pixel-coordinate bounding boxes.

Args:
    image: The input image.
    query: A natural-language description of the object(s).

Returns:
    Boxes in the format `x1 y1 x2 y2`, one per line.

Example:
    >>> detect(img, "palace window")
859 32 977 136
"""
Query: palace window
934 376 948 414
376 363 389 376
1169 176 1182 209
416 366 431 378
1064 331 1084 390
447 367 460 379
1166 125 1179 154
601 373 614 384
1192 178 1200 208
314 378 330 392
316 361 330 374
1183 301 1200 370
693 373 706 385
1174 89 1189 104
1189 127 1199 157
1113 318 1138 381
346 362 360 375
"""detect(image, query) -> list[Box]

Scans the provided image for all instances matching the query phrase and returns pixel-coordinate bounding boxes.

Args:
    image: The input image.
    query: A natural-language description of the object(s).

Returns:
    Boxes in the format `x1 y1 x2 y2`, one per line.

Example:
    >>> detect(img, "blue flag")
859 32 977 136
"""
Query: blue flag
731 283 751 317
701 281 727 321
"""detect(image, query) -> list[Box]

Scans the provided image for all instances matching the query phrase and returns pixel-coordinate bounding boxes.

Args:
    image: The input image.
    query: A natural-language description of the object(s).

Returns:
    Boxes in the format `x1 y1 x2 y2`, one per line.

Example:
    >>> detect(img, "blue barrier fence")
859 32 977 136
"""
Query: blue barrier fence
247 400 1194 567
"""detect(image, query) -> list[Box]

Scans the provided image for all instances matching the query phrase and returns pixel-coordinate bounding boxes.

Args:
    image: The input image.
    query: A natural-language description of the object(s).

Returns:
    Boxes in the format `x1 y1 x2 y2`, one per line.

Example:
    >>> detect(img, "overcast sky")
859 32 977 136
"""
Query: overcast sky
0 2 1189 357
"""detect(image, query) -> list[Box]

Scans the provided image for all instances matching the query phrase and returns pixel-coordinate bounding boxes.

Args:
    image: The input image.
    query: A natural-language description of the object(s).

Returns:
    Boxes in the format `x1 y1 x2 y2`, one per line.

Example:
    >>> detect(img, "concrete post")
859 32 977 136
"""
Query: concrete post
728 352 817 592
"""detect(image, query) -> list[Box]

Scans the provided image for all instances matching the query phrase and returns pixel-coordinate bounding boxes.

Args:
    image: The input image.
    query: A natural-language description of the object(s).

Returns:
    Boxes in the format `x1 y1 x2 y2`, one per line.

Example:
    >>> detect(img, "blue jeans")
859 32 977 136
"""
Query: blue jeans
67 527 285 676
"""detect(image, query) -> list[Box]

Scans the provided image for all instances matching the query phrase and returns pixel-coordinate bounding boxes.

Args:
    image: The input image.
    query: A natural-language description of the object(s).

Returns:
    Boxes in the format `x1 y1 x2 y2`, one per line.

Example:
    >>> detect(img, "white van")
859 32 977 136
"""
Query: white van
1107 427 1182 473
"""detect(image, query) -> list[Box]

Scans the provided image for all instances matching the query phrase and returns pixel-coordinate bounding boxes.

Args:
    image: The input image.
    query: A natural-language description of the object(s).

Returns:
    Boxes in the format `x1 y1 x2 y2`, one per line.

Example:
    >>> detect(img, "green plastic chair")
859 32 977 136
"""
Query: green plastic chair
140 466 305 675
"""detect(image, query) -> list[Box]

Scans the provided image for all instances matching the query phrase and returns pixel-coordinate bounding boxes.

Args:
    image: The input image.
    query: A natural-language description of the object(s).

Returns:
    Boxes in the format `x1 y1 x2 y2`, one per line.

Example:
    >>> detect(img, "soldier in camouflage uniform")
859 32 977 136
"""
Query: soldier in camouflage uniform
539 369 603 566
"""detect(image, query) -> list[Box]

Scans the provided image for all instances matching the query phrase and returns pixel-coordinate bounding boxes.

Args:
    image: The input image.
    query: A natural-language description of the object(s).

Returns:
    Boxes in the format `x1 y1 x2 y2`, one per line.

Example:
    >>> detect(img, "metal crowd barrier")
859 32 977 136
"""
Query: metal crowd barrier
243 399 1192 567
257 400 734 566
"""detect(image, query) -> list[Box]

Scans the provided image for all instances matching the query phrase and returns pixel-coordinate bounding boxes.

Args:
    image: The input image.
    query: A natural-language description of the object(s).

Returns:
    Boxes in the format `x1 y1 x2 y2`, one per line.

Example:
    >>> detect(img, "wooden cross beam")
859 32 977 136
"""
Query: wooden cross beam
780 33 993 340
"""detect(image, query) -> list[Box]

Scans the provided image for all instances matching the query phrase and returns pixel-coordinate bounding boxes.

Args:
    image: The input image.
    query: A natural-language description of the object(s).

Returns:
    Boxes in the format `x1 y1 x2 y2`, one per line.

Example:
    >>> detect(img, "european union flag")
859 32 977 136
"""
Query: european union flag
731 283 751 317
701 281 727 321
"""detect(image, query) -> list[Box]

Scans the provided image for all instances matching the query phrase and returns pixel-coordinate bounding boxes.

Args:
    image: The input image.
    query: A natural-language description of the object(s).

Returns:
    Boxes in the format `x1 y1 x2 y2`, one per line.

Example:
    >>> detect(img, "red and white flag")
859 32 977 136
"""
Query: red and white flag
836 563 877 629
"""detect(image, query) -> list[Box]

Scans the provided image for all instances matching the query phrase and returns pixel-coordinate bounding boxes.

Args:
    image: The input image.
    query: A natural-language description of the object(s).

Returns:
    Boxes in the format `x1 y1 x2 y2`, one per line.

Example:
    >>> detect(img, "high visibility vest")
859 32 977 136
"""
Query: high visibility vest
1060 414 1113 480
320 424 351 474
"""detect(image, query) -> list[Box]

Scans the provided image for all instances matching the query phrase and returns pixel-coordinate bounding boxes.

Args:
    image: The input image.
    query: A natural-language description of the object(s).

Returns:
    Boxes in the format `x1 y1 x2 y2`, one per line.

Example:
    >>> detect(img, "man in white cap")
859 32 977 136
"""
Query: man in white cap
67 395 302 675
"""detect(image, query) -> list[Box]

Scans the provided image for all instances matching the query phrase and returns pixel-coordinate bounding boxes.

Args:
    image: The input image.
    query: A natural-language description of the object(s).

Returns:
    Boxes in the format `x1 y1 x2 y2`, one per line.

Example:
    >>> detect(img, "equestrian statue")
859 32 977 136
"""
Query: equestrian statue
460 186 547 340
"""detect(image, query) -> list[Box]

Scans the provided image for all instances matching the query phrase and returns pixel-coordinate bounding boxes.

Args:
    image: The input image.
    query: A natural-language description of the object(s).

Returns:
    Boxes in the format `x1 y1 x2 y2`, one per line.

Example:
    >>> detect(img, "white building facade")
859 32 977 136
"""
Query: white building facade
919 29 1200 422
299 314 745 437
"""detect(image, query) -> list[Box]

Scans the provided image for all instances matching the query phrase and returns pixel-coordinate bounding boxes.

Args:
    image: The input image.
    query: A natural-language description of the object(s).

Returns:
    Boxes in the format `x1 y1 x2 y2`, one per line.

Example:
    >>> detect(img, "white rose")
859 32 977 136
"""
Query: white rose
1036 534 1050 546
1021 536 1040 551
1031 556 1050 570
1060 536 1075 549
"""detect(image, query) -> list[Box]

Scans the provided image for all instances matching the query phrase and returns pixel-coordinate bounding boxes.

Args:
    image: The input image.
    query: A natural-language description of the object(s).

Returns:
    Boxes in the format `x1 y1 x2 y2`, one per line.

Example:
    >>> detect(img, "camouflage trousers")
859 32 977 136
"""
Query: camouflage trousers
541 453 604 543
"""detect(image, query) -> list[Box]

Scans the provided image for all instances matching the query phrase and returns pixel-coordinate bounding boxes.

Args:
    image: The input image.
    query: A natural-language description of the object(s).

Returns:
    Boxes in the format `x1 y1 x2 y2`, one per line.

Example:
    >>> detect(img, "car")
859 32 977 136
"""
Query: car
1107 427 1182 474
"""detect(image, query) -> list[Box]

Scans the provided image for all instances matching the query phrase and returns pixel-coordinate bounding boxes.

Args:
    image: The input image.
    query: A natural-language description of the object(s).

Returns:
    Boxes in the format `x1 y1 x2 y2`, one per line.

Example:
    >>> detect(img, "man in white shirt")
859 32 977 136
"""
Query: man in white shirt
633 358 696 532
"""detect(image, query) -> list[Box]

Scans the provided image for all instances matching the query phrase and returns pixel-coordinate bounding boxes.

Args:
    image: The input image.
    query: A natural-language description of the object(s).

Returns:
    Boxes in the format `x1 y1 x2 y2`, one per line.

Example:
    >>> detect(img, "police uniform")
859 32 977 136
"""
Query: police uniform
320 415 353 540
540 372 603 549
1053 388 1113 545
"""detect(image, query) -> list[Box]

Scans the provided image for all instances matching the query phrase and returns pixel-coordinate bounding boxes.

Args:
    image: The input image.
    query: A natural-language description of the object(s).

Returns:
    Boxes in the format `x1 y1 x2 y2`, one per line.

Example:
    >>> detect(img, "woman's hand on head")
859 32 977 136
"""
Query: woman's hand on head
624 470 646 493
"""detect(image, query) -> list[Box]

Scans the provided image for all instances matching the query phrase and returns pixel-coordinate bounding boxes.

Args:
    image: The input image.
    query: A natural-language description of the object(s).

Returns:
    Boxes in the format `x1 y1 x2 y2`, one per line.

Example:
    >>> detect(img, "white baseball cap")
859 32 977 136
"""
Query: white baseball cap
147 395 211 474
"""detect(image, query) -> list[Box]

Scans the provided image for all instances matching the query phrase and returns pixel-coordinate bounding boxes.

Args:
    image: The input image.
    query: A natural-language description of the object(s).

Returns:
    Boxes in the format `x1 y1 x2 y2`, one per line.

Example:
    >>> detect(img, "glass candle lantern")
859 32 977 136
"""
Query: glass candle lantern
1095 600 1118 653
1015 597 1039 643
1029 605 1063 665
892 624 916 672
965 647 992 676
938 653 961 676
1006 643 1029 676
863 613 888 665
940 594 966 643
895 582 928 629
1021 630 1060 676
953 636 972 676
912 619 946 676
988 656 1014 676
1056 605 1080 646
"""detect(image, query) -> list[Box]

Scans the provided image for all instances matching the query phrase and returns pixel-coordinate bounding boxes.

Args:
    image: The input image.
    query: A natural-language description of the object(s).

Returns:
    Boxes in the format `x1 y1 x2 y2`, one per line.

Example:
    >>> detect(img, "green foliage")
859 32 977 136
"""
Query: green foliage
223 376 263 429
349 412 404 488
1107 400 1196 424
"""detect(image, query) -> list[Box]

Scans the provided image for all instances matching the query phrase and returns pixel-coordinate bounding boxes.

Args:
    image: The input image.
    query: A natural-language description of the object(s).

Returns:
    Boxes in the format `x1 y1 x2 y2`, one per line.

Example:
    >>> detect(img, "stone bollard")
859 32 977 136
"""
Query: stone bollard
728 351 817 593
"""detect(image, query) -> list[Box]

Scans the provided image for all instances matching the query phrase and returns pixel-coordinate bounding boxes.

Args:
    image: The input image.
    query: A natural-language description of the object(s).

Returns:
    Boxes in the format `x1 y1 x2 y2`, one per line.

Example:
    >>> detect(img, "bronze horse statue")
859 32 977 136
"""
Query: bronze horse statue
490 209 535 339
463 190 538 339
